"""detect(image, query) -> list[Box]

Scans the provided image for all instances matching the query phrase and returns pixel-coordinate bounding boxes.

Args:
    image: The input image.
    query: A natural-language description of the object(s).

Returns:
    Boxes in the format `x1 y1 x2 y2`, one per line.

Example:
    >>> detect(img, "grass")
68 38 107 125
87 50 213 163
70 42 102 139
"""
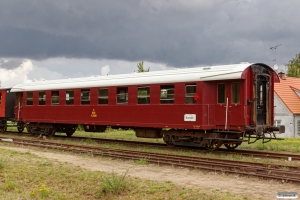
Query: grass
73 129 165 144
239 137 300 153
135 158 148 165
98 170 128 196
0 147 250 200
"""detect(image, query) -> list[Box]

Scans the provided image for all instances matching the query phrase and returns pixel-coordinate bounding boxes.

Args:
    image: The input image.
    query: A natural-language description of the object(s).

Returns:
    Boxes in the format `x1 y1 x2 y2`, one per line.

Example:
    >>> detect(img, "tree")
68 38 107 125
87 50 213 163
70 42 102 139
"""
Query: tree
137 60 150 73
286 53 300 77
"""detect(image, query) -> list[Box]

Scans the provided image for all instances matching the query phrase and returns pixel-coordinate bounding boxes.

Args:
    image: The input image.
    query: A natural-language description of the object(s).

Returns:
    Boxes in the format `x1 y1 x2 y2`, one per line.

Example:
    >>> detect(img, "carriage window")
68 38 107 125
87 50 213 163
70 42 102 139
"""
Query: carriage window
217 83 225 104
98 88 108 104
185 84 196 104
51 91 59 105
38 92 46 105
117 87 128 104
0 92 2 105
137 86 150 104
160 85 174 104
27 92 33 105
66 90 74 105
81 89 90 105
231 83 240 104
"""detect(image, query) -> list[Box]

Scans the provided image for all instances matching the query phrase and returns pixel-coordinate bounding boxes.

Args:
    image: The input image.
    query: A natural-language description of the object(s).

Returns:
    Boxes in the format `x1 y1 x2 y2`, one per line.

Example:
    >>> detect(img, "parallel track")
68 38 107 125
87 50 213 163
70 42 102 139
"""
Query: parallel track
1 137 300 183
1 131 300 162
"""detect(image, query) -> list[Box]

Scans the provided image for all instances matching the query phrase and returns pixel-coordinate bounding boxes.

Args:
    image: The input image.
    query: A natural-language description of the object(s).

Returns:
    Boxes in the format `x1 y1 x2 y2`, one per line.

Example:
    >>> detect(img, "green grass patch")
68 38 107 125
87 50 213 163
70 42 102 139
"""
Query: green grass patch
135 158 148 165
97 170 128 197
73 129 165 144
239 138 300 153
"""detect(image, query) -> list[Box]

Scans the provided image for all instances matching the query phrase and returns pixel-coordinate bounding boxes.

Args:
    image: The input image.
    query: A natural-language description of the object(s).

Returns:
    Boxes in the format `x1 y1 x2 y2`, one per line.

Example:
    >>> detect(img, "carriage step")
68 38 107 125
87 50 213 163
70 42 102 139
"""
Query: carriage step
204 138 247 142
213 131 243 134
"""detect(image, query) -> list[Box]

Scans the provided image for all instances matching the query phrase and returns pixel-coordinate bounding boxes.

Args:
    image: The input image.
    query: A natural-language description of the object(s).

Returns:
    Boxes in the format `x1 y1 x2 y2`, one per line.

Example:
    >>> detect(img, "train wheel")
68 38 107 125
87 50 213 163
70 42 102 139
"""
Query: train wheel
163 135 175 147
224 143 241 150
0 126 7 133
65 126 77 137
26 127 33 134
0 120 7 133
66 131 75 137
48 128 56 137
17 122 25 133
206 140 222 151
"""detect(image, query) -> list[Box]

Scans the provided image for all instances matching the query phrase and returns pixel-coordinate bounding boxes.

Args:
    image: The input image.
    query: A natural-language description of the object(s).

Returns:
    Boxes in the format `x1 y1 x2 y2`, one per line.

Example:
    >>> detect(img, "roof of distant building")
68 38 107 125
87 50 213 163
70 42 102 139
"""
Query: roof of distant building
274 76 300 114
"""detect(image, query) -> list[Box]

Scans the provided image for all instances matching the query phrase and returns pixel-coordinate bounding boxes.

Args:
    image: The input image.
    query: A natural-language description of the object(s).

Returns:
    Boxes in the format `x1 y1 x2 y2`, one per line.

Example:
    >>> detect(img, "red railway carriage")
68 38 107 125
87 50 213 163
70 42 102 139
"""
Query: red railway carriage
11 62 285 150
0 88 25 132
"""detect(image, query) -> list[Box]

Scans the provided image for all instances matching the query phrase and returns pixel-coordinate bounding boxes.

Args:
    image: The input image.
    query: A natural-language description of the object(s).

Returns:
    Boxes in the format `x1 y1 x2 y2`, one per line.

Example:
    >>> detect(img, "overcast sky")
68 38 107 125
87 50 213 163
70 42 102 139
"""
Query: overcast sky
0 0 299 87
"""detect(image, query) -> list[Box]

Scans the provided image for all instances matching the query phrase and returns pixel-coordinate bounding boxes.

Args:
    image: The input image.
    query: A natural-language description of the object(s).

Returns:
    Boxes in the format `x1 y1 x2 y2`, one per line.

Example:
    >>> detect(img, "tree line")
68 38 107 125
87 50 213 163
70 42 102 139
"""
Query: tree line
286 53 300 77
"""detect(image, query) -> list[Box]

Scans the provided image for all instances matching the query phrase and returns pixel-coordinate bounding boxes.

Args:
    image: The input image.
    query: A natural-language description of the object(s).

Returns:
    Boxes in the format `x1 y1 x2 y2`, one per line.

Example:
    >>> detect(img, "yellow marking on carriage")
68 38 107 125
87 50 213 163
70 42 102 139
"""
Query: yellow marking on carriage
91 109 97 117
193 125 200 129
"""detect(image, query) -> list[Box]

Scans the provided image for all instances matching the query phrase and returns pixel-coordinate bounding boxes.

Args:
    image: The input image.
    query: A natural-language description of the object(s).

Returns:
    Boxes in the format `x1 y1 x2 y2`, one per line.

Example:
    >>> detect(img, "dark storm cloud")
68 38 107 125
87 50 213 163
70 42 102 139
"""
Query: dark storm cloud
0 0 299 68
0 58 23 69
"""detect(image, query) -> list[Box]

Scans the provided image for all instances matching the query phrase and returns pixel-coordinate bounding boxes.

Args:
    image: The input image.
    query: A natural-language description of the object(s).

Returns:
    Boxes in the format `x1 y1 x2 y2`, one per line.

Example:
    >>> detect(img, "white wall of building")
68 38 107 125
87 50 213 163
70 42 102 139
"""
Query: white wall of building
294 115 300 138
273 93 297 138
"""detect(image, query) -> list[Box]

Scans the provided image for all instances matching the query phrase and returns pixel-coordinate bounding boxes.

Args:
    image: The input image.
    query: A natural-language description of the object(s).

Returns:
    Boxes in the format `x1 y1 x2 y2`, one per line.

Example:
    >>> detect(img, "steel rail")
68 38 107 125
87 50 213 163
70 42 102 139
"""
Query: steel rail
1 137 300 183
1 132 300 161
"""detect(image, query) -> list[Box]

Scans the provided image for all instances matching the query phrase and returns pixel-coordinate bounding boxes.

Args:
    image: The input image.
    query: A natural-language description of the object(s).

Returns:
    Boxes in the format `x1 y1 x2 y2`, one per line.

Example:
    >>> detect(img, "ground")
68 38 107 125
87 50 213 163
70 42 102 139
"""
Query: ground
1 145 299 200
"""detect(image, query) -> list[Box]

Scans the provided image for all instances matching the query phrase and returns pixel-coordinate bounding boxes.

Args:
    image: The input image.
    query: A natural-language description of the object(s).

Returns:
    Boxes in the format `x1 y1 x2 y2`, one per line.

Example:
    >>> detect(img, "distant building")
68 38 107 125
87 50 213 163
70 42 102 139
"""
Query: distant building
274 72 300 138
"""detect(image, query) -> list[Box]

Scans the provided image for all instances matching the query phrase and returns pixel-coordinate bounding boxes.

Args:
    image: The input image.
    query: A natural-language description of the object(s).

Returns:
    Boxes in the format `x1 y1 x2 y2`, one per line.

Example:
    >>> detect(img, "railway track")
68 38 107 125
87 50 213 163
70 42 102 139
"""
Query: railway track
1 137 300 183
1 131 300 162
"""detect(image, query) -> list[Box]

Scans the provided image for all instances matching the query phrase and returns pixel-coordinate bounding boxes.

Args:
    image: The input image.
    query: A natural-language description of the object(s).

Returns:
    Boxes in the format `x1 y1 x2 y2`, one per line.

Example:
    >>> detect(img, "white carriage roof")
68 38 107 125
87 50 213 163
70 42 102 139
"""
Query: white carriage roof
10 62 270 92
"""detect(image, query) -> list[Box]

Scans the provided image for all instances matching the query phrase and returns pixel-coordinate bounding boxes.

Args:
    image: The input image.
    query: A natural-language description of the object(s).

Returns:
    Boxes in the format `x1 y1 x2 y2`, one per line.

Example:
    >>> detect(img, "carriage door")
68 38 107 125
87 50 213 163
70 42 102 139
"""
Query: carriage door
0 91 5 118
255 75 269 125
15 93 23 120
215 83 230 129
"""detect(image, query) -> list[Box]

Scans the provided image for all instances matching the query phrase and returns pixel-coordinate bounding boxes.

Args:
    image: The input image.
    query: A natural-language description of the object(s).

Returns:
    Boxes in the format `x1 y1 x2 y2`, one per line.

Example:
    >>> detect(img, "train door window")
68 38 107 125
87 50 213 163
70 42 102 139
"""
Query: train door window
26 92 33 105
160 85 174 104
231 82 240 104
137 86 150 104
81 89 90 105
217 83 226 104
259 83 263 105
66 90 74 105
0 92 2 105
185 84 196 104
38 92 46 105
98 88 108 104
117 87 128 104
51 91 59 105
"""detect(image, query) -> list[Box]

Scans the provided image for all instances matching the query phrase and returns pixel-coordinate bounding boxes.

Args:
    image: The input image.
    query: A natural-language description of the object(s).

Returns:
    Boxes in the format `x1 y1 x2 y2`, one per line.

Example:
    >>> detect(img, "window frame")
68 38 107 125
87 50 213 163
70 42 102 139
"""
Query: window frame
26 92 33 106
217 83 226 104
185 84 196 104
231 82 240 104
160 85 174 104
117 87 128 104
98 88 109 104
137 86 150 104
81 89 90 105
51 91 59 105
274 120 281 127
38 92 46 105
66 90 74 105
